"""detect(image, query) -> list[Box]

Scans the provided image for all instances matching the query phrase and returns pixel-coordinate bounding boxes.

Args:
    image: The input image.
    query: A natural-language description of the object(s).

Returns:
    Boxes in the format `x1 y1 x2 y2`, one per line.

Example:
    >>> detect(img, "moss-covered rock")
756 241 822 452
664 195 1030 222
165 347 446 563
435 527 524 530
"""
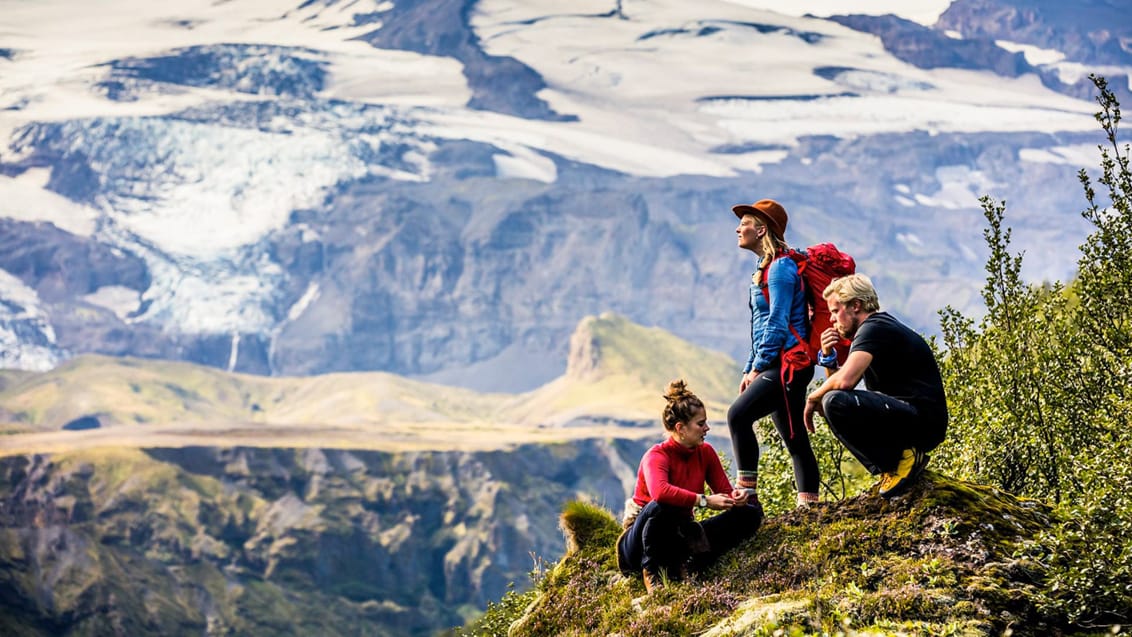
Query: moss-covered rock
502 472 1071 637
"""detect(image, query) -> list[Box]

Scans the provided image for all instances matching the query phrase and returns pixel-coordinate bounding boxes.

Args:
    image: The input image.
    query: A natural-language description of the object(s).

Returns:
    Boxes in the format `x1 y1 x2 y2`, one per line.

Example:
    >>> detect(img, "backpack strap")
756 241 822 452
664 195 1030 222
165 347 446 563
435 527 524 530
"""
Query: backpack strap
759 251 810 440
759 251 807 346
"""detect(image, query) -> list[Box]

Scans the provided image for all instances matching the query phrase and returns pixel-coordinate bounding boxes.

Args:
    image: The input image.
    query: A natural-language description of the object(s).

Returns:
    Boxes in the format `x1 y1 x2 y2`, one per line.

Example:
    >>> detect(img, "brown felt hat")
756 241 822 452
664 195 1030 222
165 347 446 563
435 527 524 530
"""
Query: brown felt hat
732 199 788 238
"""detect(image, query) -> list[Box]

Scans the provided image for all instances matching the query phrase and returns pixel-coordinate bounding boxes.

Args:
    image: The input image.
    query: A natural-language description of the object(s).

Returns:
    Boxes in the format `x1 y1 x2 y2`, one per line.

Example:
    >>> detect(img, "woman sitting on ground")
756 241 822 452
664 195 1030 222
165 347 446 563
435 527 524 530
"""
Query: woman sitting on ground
616 379 764 592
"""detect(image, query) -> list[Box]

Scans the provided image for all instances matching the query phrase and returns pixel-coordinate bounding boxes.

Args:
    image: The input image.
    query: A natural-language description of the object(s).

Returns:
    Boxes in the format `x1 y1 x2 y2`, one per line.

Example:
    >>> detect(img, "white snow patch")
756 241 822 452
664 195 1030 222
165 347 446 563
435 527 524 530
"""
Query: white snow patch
719 0 952 26
322 48 470 107
1019 144 1103 168
298 225 321 243
0 0 469 141
98 120 368 258
287 282 321 322
227 332 239 372
82 285 141 320
702 92 1093 144
1047 62 1132 89
492 146 558 183
0 169 100 237
995 40 1066 66
896 232 923 249
0 327 60 372
824 69 934 93
136 256 284 334
0 270 52 329
913 165 1004 210
473 0 1096 158
0 269 62 371
418 108 738 178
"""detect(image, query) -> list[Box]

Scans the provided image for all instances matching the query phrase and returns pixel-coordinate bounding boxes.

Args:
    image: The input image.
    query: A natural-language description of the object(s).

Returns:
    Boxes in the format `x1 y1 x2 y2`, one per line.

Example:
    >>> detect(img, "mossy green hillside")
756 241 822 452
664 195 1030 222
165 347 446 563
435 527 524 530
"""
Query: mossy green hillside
510 312 739 424
487 472 1065 637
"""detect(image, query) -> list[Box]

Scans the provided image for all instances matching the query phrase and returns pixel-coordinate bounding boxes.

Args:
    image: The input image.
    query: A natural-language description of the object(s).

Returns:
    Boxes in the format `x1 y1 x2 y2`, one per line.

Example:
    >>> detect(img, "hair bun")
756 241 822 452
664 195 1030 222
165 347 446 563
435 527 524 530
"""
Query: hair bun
664 379 691 402
660 379 704 433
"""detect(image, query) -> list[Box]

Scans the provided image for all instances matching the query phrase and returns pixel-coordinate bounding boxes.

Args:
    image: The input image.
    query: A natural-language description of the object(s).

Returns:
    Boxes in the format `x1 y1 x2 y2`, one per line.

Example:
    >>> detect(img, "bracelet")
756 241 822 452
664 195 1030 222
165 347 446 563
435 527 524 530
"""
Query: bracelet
817 350 838 367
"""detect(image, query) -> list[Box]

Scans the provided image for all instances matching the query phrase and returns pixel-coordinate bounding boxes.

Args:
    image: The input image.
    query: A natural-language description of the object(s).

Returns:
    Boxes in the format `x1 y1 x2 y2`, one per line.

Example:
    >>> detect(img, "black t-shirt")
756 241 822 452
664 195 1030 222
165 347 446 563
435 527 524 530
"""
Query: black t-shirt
850 312 948 425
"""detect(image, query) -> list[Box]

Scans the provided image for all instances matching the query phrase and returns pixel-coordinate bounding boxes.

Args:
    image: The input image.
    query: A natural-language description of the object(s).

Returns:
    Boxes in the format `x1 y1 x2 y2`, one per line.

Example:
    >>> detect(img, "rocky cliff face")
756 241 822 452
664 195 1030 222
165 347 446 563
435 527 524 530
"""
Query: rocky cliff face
3 128 1095 391
0 440 652 636
938 0 1132 66
936 0 1132 102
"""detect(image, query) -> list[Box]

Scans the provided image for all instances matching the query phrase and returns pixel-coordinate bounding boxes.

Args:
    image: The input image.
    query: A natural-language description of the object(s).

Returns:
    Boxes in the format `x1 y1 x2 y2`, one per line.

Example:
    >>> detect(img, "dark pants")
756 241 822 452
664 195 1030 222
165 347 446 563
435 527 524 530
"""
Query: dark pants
617 500 762 578
727 365 818 493
821 389 943 475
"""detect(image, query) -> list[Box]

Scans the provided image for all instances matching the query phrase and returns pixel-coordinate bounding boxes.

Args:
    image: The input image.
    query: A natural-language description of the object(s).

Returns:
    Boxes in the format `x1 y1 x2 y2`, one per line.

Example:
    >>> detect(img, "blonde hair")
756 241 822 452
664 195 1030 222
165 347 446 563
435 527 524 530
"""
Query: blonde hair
747 215 790 276
661 379 704 432
823 273 881 313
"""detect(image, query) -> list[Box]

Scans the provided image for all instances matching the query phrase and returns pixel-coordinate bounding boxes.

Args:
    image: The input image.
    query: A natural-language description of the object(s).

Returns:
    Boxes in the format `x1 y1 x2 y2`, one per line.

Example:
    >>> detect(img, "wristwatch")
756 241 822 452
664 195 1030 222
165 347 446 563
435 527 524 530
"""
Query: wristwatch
697 494 708 508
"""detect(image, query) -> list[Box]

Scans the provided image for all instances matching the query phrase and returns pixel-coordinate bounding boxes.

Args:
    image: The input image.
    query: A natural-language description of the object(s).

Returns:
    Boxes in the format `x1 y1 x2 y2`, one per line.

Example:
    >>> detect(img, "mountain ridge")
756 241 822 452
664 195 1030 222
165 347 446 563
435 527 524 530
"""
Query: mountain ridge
0 313 738 457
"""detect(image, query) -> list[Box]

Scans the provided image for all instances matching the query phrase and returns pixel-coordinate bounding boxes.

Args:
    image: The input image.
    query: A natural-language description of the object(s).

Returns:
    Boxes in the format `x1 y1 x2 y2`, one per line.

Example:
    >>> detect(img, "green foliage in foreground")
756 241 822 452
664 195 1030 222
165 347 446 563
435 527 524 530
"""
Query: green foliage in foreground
936 75 1132 626
466 475 1062 637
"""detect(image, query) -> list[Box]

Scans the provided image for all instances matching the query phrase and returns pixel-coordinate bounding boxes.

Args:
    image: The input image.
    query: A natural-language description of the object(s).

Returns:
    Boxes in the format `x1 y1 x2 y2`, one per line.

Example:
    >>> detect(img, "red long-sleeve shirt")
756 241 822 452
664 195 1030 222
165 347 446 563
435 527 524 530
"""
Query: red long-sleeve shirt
631 438 734 518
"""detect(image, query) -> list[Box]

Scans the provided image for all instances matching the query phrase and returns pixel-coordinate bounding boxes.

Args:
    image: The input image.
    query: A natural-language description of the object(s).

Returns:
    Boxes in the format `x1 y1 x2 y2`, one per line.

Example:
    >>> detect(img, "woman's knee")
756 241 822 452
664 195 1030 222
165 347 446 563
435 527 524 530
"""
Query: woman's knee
728 379 774 429
726 400 744 430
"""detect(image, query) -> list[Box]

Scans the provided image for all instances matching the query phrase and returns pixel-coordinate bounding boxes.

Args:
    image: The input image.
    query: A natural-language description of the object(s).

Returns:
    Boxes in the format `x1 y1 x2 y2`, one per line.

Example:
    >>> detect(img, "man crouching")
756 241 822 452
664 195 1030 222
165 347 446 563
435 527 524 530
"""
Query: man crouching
804 274 948 498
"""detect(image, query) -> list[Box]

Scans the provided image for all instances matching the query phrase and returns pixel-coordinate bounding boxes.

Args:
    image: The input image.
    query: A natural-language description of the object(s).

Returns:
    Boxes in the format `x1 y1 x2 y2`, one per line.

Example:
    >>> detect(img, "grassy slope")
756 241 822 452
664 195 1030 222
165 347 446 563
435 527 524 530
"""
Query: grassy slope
489 473 1068 637
505 313 738 424
0 313 741 456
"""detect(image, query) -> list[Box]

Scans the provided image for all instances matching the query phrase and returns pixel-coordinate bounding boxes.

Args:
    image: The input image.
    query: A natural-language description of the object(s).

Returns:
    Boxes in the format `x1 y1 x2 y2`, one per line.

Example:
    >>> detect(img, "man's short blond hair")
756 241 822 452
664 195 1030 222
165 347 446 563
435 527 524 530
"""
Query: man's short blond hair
823 273 880 313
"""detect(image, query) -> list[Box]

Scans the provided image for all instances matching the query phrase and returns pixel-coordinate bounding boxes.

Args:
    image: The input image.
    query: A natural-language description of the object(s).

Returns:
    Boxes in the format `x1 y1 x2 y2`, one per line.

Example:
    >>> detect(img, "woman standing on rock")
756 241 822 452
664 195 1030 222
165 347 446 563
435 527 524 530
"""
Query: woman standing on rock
616 380 762 592
728 199 820 507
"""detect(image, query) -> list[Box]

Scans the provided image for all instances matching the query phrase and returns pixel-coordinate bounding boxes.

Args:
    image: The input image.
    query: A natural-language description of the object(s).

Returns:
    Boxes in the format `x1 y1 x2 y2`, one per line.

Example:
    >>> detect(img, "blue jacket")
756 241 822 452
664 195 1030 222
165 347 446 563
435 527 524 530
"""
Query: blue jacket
745 255 809 373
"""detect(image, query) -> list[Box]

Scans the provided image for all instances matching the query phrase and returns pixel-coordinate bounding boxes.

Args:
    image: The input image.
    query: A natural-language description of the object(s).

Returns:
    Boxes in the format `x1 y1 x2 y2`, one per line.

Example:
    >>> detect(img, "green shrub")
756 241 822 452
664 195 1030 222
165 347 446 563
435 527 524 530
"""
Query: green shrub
936 74 1132 627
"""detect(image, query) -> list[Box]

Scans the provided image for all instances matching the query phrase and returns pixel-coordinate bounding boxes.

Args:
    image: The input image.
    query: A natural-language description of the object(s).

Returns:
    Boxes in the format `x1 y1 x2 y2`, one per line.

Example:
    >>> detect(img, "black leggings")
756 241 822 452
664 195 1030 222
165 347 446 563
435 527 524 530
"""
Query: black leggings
617 500 762 578
727 365 818 493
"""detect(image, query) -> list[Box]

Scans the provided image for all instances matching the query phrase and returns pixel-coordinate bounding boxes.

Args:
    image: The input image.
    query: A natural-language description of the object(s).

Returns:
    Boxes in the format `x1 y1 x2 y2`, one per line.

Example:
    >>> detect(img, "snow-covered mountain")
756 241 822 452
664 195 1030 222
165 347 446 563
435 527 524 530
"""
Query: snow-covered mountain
1 0 1129 390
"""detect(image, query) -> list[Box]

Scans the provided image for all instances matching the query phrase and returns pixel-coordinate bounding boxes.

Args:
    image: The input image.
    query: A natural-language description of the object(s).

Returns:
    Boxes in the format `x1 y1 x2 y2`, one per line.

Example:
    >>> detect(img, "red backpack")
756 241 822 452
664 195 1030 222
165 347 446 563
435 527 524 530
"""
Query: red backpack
761 243 856 372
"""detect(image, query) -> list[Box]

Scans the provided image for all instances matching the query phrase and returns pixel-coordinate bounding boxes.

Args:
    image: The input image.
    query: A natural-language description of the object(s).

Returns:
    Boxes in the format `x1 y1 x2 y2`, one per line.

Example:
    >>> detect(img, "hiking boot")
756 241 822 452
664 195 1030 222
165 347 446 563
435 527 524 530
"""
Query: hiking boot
878 448 928 498
642 568 663 593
